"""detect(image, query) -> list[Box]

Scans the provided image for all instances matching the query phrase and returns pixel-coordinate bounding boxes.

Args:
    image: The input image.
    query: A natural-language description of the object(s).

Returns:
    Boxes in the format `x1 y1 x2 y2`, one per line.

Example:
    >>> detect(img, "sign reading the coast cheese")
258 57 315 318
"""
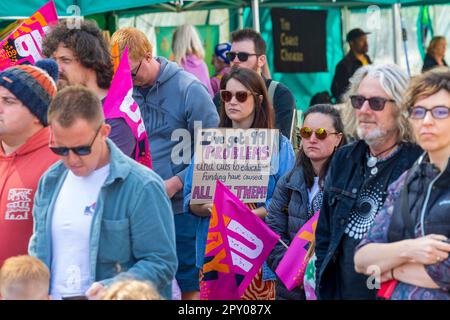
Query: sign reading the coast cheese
190 128 279 204
271 8 327 73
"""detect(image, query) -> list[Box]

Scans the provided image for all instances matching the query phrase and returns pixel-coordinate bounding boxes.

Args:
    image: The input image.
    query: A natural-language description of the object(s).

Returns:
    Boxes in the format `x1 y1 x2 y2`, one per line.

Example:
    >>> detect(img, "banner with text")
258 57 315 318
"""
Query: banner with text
0 1 58 71
271 8 327 73
190 128 279 204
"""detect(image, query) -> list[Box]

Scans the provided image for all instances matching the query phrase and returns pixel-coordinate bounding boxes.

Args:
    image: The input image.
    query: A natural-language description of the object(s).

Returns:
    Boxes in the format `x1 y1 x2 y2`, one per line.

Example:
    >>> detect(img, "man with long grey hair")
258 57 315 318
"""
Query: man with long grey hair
315 64 423 300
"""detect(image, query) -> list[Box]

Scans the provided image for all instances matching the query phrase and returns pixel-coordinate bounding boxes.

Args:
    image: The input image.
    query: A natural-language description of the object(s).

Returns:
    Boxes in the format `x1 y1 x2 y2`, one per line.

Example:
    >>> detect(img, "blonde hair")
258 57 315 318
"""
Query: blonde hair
426 36 447 57
111 27 153 61
101 280 164 300
0 255 50 293
172 24 205 65
341 64 414 143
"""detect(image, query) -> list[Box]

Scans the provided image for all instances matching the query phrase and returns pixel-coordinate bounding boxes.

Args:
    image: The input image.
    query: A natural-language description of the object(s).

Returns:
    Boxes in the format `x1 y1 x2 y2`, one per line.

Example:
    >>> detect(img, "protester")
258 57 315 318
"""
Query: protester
0 59 59 265
422 36 448 73
213 28 296 142
42 20 136 158
331 28 372 103
315 64 423 300
0 255 50 300
172 24 214 96
101 280 164 300
184 67 296 300
210 42 231 95
28 86 177 300
111 27 219 300
266 104 346 300
354 67 450 300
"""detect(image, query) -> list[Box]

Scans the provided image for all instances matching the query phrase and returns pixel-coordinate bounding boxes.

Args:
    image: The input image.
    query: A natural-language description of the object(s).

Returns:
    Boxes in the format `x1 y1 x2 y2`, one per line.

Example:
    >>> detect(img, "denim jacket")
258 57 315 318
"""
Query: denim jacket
29 139 178 299
314 140 422 299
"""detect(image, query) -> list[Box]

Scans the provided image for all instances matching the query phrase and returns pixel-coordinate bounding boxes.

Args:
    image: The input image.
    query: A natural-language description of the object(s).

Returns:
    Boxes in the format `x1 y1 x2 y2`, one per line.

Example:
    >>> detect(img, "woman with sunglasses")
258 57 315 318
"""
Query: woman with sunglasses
183 67 296 300
266 104 346 300
354 68 450 300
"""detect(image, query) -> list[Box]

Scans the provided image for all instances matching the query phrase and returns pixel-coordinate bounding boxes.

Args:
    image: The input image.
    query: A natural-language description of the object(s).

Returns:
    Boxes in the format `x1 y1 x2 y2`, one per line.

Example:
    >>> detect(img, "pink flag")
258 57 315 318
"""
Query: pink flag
275 210 320 291
0 1 58 71
201 181 280 300
103 47 152 168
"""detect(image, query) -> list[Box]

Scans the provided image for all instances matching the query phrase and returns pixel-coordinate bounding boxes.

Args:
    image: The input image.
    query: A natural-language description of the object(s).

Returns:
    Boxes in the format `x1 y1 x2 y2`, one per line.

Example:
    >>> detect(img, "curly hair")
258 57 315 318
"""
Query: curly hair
42 20 113 89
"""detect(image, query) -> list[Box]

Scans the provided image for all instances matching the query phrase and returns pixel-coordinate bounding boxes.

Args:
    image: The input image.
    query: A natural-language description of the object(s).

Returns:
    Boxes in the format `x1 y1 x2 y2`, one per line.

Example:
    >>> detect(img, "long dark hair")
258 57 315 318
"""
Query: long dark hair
219 67 274 129
298 104 347 189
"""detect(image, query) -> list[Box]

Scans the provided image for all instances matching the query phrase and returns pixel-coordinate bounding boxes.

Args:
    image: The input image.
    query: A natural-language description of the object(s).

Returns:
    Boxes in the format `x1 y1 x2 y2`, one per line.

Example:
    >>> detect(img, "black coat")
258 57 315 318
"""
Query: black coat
422 53 448 73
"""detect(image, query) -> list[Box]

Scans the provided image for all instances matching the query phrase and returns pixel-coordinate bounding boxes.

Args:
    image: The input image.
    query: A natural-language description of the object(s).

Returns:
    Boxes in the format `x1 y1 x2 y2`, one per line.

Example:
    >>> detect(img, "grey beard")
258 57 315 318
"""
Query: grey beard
357 126 387 147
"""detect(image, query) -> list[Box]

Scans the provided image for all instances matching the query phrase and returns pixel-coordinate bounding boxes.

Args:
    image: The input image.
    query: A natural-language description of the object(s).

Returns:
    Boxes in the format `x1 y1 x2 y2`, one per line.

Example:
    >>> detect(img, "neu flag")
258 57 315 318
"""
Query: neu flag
275 210 320 291
103 46 152 168
0 1 58 71
201 181 280 300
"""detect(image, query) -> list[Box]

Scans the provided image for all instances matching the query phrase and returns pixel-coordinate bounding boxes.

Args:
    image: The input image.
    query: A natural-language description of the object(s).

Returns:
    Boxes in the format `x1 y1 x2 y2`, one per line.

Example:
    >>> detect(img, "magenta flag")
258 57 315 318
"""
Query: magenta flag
201 181 280 300
103 47 152 168
0 1 58 71
275 210 320 291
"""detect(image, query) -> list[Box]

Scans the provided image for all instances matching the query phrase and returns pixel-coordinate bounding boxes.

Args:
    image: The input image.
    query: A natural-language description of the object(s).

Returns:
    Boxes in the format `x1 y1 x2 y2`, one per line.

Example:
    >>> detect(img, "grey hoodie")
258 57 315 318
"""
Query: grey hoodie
133 57 219 214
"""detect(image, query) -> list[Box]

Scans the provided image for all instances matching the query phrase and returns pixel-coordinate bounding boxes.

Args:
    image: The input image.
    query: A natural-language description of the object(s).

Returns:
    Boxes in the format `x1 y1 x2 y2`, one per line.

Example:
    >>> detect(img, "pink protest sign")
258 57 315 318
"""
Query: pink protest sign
103 47 152 168
0 1 58 71
275 210 320 291
201 181 280 299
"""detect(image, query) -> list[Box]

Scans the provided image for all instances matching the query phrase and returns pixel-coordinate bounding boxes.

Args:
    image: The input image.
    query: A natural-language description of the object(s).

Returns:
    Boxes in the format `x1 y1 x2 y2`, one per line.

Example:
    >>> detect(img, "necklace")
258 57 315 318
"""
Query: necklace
367 142 398 175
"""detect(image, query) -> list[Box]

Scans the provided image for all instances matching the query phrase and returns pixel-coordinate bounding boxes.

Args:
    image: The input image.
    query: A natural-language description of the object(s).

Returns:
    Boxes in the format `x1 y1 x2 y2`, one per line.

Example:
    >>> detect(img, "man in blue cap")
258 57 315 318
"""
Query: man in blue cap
210 42 231 96
331 28 372 103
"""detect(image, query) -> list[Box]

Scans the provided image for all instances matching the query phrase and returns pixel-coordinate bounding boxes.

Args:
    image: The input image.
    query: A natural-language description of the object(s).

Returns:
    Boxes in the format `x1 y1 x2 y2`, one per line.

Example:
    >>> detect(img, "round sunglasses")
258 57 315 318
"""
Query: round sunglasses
300 127 339 140
225 51 259 62
408 106 450 119
350 95 395 111
220 90 255 103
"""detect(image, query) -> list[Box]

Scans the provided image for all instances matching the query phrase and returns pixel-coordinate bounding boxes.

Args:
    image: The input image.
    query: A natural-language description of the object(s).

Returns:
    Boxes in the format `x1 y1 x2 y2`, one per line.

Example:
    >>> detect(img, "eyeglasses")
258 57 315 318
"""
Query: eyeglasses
300 127 339 140
131 59 143 78
226 51 259 62
49 126 101 156
350 95 395 111
408 106 450 119
220 90 255 103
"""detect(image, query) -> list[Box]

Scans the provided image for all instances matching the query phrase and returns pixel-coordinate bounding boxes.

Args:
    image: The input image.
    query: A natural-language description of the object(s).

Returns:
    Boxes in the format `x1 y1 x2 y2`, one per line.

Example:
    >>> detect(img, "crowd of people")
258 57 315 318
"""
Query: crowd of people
0 18 449 301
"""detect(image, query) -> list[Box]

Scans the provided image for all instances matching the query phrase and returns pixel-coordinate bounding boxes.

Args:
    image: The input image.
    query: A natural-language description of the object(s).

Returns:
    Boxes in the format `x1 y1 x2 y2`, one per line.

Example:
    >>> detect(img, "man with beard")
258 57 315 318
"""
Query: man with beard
331 28 372 103
42 20 136 158
315 64 423 300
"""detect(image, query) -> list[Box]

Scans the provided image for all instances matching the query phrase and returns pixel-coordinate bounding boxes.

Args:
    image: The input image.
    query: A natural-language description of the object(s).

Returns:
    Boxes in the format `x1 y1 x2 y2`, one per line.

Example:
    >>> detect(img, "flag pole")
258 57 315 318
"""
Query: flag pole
279 239 289 249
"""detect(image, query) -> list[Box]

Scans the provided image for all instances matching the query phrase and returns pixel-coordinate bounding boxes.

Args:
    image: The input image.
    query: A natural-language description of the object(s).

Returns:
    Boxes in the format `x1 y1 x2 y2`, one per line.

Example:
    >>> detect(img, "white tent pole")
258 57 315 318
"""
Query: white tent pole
251 0 260 32
392 3 400 65
238 7 244 30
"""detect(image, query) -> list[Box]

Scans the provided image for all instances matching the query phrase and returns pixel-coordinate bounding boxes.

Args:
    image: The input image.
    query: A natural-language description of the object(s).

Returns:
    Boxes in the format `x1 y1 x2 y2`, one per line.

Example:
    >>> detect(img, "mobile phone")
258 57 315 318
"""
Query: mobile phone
442 239 450 244
62 295 88 300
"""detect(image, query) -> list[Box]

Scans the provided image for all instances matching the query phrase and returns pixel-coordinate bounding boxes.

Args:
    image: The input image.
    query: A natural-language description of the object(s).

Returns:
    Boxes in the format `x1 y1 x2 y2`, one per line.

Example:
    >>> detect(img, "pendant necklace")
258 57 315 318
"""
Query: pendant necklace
367 142 398 175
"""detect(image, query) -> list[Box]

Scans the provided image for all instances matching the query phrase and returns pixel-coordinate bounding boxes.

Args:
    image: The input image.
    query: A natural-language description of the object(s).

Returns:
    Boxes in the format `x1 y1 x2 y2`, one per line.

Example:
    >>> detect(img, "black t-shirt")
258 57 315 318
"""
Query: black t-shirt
337 147 402 299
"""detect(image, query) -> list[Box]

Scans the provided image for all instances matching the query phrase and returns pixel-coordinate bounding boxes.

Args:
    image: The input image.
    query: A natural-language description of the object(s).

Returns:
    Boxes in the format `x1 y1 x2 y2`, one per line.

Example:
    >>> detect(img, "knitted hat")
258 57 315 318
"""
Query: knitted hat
0 59 59 126
215 42 232 64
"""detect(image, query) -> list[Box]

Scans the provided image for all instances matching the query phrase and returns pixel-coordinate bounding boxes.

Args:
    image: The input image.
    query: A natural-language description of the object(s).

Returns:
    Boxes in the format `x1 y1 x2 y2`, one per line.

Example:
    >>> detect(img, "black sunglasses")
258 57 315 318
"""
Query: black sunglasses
350 95 395 111
226 51 259 62
220 90 255 103
300 127 338 140
49 126 101 156
131 59 143 78
408 106 450 119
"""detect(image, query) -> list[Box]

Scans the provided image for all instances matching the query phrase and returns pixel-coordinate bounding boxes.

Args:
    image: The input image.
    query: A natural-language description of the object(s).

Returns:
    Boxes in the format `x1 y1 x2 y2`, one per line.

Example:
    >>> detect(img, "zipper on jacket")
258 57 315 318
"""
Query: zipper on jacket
419 170 444 236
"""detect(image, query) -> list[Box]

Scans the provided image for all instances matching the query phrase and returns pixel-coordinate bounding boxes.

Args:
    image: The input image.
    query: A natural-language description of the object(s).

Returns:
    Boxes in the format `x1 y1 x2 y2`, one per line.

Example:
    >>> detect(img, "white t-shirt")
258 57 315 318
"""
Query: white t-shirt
50 164 110 299
307 176 320 207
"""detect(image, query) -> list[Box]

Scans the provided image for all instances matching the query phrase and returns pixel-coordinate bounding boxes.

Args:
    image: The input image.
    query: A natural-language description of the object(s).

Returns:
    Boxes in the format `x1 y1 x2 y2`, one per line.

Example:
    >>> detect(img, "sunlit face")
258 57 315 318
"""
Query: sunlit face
223 78 257 128
52 44 91 89
434 39 447 59
410 89 450 157
230 40 265 72
302 113 343 162
0 86 40 139
50 119 110 177
129 53 153 87
355 75 398 145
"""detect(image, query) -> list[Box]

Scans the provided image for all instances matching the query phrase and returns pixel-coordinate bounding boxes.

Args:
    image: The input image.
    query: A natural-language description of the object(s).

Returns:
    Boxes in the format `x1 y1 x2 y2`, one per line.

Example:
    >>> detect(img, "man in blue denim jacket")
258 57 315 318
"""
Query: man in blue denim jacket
28 86 177 300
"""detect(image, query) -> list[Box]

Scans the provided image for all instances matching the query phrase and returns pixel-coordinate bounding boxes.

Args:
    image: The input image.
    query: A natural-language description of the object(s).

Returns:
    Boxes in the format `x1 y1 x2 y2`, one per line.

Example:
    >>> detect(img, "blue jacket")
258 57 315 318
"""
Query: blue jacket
133 57 220 214
29 139 178 299
315 140 422 300
183 134 296 269
266 166 310 300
